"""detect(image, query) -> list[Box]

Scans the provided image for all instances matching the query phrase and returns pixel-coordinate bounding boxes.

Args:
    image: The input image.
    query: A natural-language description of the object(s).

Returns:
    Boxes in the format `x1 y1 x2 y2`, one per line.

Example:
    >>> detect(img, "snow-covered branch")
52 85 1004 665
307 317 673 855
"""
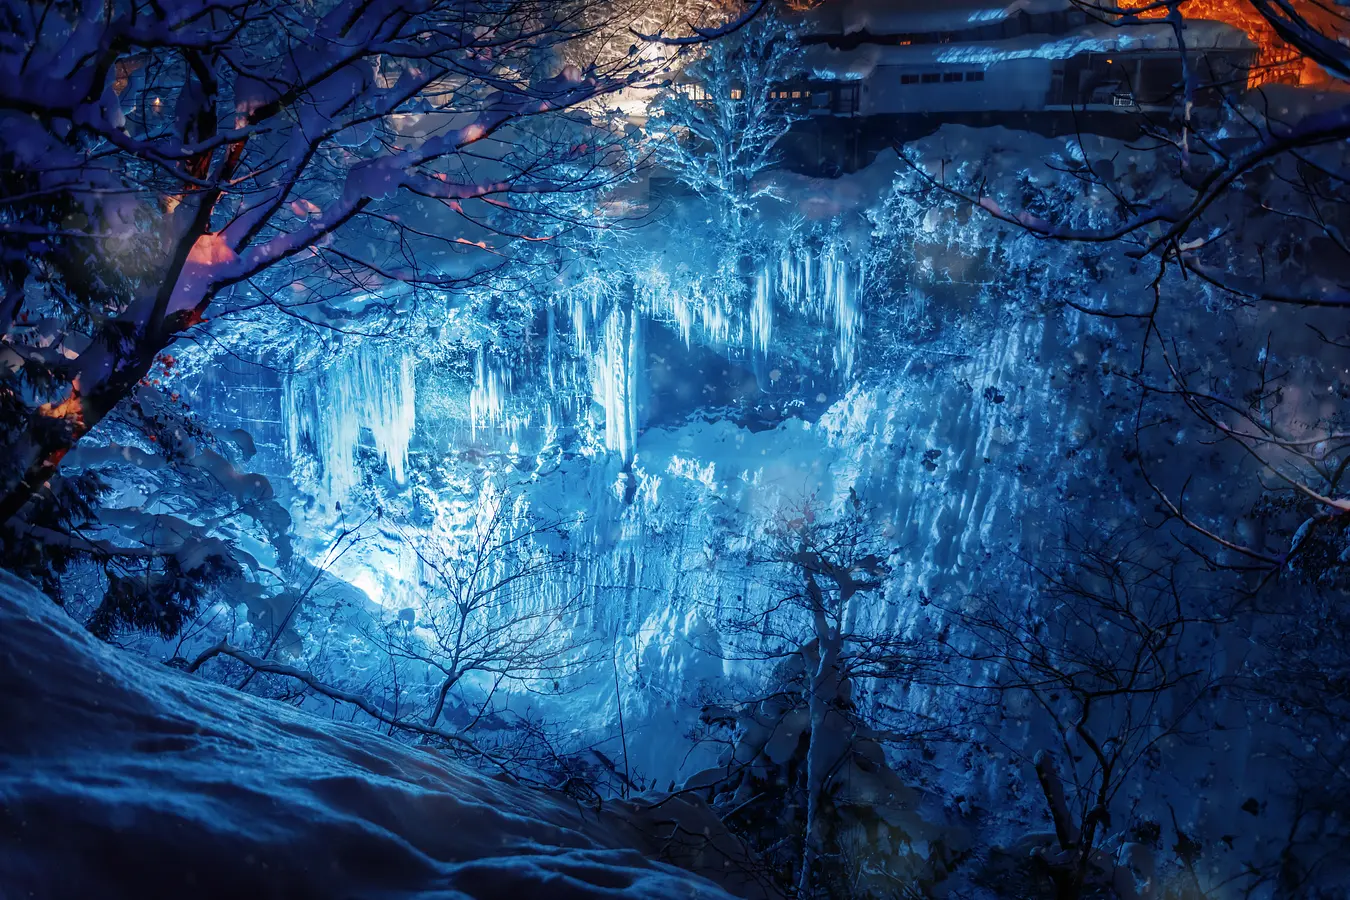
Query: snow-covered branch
0 0 704 525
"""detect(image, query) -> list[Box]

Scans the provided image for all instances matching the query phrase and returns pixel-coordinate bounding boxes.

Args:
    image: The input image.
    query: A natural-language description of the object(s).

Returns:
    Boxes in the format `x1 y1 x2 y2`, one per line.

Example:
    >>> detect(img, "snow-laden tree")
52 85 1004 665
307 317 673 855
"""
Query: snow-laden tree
0 0 763 525
955 530 1221 900
650 7 802 237
369 485 590 736
876 12 1350 890
0 0 771 637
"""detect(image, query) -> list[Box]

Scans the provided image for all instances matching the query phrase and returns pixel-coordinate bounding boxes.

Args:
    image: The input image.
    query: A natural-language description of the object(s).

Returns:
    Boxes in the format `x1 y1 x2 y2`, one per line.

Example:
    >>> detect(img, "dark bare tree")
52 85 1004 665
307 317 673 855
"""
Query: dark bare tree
955 530 1221 900
688 495 957 899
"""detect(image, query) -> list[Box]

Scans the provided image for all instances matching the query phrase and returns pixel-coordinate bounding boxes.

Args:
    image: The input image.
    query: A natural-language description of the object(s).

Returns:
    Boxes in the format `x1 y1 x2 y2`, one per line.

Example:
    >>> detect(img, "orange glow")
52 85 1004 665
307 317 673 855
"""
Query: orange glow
1117 0 1319 87
38 391 85 428
187 232 238 266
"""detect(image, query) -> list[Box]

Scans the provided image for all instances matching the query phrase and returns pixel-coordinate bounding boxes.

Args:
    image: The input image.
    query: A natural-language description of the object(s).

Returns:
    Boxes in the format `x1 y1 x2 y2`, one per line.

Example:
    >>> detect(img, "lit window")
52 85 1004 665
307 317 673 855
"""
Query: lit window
791 91 801 98
731 88 743 100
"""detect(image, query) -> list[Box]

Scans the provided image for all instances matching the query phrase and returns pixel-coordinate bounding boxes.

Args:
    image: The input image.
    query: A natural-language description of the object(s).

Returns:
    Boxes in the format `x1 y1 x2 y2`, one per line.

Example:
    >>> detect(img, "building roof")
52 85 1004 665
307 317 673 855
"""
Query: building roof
801 0 1077 37
803 19 1254 79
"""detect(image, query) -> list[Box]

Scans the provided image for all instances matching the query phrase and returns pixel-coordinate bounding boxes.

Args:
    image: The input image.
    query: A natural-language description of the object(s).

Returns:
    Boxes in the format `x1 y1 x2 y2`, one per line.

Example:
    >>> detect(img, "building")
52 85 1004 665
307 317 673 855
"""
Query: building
777 0 1258 172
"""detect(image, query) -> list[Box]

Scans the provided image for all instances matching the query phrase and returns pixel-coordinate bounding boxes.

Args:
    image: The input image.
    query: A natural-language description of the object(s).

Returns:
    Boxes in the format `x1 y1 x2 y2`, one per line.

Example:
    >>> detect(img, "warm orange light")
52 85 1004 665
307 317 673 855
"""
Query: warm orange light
38 391 85 427
1116 0 1327 88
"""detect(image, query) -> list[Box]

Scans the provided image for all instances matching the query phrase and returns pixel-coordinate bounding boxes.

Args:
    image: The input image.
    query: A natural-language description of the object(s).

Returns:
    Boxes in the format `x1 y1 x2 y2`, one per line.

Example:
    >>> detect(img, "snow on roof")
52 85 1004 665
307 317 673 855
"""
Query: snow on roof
805 19 1254 80
801 0 1076 37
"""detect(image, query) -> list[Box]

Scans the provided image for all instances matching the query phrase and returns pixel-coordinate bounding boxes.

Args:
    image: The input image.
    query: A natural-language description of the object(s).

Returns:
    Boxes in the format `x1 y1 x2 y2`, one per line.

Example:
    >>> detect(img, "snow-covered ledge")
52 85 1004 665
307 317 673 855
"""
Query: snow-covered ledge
0 569 755 899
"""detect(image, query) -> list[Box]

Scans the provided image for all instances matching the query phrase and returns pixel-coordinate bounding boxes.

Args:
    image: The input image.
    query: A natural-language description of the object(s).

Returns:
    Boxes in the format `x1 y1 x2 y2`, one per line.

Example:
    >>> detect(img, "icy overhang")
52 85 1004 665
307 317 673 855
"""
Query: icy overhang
804 19 1254 80
798 0 1077 37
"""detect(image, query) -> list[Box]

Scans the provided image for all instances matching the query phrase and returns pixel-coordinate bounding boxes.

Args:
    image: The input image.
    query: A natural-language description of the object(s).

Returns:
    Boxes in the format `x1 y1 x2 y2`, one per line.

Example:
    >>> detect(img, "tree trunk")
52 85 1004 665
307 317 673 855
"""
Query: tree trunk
797 574 842 899
0 335 165 525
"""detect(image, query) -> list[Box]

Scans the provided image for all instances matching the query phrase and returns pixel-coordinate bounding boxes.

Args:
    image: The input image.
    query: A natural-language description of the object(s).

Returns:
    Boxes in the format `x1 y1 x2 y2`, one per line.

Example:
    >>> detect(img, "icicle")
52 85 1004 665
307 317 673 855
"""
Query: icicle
751 266 773 355
546 306 556 392
823 247 860 379
802 248 813 309
369 351 416 484
593 305 641 462
571 295 589 354
284 344 417 500
677 299 695 347
469 348 511 436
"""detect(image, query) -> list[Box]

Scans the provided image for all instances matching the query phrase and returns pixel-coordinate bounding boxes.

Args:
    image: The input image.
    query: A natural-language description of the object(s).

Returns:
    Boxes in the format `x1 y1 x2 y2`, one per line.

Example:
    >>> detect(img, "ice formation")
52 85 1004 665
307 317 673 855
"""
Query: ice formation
469 348 513 437
594 304 643 462
283 344 416 499
767 245 862 377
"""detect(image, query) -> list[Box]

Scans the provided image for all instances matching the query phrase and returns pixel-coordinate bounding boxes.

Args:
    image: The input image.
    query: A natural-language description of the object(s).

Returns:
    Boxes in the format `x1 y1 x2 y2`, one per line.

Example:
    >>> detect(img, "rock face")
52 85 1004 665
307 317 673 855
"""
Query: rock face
0 569 740 900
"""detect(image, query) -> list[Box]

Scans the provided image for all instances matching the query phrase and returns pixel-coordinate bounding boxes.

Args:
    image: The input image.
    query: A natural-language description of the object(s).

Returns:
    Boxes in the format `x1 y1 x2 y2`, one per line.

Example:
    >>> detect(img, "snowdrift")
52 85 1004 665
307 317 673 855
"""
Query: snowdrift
0 569 739 899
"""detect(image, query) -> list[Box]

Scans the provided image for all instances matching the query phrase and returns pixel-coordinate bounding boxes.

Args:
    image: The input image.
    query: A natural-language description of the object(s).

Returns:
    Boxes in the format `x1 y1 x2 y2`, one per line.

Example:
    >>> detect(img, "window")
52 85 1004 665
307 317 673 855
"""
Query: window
791 91 801 99
921 72 941 84
838 84 860 113
943 72 962 82
965 71 985 82
730 88 743 100
901 73 920 85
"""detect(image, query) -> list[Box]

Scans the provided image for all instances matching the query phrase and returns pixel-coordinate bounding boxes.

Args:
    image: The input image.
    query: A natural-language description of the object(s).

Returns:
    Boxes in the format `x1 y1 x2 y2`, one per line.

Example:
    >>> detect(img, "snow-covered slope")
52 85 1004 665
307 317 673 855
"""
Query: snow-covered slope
0 569 740 900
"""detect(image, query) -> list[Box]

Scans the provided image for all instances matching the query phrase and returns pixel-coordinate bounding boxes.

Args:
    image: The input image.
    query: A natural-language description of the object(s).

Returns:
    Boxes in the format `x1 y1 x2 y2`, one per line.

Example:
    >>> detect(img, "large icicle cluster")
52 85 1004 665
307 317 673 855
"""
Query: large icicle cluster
289 238 865 486
468 348 513 437
455 240 865 463
769 244 862 378
283 344 416 500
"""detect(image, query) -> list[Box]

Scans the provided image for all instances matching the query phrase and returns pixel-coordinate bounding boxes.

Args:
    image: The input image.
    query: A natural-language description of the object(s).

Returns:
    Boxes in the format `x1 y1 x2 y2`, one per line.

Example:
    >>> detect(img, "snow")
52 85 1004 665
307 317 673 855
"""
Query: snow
0 569 742 899
801 0 1076 36
805 20 1253 81
97 84 1350 893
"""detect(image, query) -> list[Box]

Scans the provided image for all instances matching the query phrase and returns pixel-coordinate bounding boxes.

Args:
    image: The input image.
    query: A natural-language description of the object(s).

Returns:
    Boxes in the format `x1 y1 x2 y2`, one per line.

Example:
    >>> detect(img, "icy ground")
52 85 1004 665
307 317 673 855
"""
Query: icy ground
0 569 753 899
